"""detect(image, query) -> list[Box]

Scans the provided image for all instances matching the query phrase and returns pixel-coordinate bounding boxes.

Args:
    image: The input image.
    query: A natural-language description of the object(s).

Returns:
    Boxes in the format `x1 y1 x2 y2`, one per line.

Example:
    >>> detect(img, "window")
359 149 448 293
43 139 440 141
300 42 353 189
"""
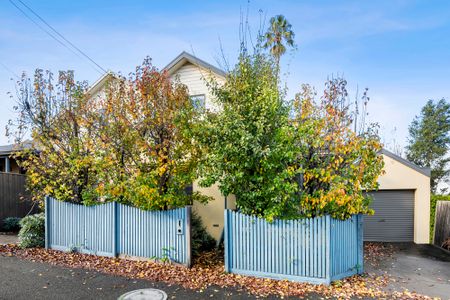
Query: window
190 94 206 110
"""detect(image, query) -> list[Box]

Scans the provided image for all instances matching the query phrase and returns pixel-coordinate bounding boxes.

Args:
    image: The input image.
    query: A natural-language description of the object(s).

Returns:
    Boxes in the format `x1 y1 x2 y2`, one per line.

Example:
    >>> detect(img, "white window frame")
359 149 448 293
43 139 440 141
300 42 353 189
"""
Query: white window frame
190 94 206 110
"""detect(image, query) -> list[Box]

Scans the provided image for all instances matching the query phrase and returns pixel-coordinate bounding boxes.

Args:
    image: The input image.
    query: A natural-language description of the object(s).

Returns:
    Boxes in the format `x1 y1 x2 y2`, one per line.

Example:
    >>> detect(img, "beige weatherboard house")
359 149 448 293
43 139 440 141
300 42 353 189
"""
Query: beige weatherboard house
88 52 431 244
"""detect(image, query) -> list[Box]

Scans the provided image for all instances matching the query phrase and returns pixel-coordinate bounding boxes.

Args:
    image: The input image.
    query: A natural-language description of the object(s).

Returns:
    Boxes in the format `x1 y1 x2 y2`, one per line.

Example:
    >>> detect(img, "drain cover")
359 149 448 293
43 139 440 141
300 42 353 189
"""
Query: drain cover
118 288 168 300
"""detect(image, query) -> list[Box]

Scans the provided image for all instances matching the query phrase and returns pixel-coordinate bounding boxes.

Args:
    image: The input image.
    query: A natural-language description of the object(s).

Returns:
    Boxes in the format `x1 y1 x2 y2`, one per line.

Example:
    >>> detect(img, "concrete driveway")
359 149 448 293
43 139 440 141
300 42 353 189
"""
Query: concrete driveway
365 243 450 299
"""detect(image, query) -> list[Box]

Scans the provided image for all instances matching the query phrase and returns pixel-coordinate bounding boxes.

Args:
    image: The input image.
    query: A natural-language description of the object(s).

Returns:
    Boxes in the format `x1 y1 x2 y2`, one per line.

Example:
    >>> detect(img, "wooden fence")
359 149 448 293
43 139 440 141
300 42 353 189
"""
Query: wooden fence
224 210 363 285
433 201 450 248
0 172 36 229
45 197 192 266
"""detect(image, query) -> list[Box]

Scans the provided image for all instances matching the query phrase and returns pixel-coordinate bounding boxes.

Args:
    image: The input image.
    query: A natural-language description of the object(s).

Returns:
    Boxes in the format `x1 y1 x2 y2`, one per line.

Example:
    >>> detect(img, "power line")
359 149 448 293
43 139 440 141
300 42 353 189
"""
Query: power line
9 0 106 75
16 0 107 74
8 0 87 66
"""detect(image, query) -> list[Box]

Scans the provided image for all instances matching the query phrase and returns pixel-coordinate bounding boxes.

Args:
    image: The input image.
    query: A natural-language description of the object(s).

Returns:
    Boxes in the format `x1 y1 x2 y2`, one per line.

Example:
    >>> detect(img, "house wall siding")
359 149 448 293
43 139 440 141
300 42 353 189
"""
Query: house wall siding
170 63 225 111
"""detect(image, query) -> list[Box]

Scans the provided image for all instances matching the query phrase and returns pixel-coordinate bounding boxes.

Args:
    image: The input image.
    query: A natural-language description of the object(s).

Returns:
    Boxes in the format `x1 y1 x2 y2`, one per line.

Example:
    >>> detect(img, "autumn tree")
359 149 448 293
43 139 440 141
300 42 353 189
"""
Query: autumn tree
291 79 385 219
8 59 210 210
91 58 209 210
7 70 97 203
406 99 450 193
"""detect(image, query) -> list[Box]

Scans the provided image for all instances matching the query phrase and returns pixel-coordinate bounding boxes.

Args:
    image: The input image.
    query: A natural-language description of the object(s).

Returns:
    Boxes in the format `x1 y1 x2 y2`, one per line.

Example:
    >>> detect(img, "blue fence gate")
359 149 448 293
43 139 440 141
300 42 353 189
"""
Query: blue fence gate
224 210 363 285
45 197 191 266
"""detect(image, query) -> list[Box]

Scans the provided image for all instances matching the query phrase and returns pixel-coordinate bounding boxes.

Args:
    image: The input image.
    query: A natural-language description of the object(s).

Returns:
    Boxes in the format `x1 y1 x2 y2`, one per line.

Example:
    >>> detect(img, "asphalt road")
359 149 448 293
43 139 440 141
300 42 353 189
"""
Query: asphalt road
3 243 446 299
0 255 319 300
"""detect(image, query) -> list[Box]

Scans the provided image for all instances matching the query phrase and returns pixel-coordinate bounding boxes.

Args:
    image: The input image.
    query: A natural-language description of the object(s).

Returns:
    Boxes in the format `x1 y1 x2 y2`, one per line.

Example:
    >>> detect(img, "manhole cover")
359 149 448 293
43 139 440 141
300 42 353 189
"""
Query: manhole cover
118 288 168 300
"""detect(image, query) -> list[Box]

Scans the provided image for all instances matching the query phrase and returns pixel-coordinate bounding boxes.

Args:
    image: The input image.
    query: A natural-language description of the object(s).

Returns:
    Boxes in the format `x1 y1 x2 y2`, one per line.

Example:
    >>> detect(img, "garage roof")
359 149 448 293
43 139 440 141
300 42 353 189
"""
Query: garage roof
381 149 431 177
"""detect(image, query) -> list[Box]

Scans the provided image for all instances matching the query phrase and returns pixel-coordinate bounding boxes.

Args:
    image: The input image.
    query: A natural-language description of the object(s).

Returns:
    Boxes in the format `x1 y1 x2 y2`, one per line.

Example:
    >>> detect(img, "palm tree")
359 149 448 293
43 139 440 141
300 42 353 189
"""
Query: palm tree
263 15 295 71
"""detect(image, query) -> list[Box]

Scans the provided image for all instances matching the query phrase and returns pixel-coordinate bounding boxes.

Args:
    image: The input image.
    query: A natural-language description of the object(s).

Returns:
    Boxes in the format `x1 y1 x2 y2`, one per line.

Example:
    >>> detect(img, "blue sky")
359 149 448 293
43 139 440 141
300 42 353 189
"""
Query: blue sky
1 0 449 152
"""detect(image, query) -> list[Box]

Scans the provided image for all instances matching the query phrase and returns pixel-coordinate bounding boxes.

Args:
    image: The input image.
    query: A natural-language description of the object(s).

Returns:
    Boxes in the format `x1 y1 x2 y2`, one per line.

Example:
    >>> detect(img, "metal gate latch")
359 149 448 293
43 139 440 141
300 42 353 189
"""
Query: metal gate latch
177 219 184 235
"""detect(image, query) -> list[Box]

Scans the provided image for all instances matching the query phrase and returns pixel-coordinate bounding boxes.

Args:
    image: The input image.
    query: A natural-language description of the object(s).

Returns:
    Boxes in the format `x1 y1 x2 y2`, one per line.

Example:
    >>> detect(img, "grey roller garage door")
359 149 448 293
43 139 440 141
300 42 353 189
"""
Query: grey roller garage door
363 190 414 242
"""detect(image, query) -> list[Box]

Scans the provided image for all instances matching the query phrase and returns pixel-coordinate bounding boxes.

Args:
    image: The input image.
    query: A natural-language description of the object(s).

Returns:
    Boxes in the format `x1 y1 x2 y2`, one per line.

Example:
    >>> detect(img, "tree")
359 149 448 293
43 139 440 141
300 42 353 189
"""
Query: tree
406 99 450 193
262 15 295 70
291 79 385 220
7 70 97 203
8 59 210 210
196 52 299 221
91 57 210 209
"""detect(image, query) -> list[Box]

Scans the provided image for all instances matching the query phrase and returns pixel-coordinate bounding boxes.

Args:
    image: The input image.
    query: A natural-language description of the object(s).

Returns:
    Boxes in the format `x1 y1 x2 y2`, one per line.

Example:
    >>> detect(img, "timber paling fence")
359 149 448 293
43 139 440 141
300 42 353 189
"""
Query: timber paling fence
433 201 450 248
224 210 363 285
45 197 192 266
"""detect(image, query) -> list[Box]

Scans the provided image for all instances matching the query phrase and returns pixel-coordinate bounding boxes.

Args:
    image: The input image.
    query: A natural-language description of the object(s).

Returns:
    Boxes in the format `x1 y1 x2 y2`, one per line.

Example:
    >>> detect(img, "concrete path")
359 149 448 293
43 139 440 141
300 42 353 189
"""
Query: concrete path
366 243 450 300
0 234 18 245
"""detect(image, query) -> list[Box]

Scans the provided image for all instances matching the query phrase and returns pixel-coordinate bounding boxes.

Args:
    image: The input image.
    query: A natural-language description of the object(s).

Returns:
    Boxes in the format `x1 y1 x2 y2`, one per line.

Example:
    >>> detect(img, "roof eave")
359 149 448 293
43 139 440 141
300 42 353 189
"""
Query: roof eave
163 51 227 78
86 71 116 96
380 148 431 177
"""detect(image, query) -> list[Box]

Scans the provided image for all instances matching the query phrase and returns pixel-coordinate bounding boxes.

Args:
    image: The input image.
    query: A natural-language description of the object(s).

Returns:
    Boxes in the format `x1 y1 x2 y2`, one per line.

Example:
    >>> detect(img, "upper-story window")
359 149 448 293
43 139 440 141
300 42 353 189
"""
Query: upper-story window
190 94 206 110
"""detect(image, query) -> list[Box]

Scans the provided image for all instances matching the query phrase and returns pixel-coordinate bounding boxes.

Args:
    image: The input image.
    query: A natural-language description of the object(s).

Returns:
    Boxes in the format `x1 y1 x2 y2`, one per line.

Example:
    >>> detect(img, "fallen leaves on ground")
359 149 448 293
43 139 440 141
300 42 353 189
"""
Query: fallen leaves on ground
365 242 396 267
0 244 433 299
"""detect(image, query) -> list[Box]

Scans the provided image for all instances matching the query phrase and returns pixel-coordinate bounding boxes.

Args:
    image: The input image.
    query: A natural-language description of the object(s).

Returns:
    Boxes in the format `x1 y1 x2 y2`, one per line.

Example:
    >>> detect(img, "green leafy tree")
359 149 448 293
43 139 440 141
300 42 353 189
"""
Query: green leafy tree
196 52 299 221
406 99 450 193
263 15 295 70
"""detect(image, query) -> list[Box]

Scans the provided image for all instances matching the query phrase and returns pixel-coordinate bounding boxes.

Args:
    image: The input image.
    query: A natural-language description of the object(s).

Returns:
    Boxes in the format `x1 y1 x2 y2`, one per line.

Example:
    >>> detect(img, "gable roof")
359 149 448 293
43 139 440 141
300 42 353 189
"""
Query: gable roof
381 148 431 177
87 52 226 95
87 71 116 96
0 140 34 156
163 51 226 78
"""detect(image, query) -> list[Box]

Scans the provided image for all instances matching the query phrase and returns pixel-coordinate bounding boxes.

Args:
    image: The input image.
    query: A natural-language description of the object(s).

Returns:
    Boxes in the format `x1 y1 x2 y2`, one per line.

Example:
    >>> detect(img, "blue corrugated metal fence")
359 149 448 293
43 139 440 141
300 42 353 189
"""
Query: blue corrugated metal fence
45 197 191 266
224 210 363 284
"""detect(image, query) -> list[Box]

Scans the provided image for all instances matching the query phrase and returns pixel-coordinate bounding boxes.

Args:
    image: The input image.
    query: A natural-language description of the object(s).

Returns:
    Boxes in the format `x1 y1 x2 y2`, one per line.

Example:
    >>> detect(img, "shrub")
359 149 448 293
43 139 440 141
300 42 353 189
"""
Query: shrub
18 213 45 248
2 217 21 232
430 194 450 242
191 211 216 256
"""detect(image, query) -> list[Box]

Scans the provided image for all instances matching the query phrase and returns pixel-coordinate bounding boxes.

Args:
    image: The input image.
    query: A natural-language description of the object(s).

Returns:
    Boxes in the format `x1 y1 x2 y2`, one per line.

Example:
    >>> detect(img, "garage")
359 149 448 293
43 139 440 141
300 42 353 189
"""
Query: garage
364 149 431 244
364 190 415 242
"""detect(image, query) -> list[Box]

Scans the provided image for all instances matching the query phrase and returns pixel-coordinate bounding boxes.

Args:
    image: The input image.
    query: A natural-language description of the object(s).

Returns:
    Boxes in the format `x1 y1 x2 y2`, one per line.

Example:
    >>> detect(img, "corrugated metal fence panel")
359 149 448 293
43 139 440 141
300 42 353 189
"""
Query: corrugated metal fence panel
224 210 331 285
118 204 188 265
46 197 190 265
83 202 115 256
48 198 87 253
0 173 36 229
329 215 363 281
